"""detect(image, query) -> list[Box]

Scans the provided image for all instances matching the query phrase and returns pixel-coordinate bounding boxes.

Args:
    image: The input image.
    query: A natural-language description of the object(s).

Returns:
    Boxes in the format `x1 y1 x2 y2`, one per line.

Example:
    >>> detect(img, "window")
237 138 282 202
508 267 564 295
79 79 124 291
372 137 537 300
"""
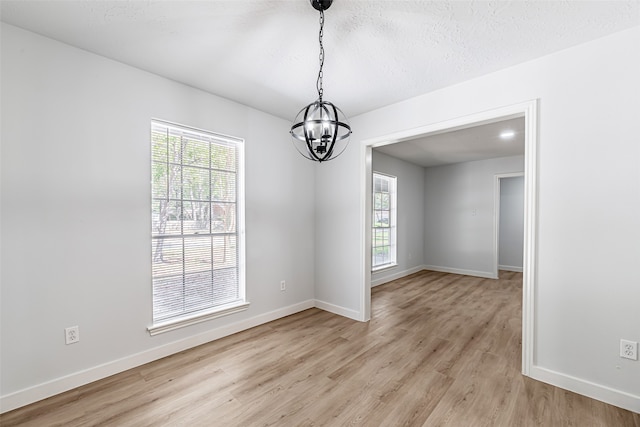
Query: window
149 120 247 334
372 172 397 270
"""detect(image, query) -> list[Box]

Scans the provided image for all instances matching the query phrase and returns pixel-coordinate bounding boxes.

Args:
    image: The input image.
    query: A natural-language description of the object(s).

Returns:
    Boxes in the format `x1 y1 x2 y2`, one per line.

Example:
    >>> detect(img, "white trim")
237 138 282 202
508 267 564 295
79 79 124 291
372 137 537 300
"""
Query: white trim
237 133 247 304
493 172 525 279
372 172 398 270
0 300 315 414
147 301 250 336
149 119 248 332
151 118 244 145
314 299 362 321
371 263 397 273
521 99 538 377
361 105 528 149
360 99 538 380
371 265 425 287
529 366 640 413
360 143 373 322
422 265 498 280
499 265 523 273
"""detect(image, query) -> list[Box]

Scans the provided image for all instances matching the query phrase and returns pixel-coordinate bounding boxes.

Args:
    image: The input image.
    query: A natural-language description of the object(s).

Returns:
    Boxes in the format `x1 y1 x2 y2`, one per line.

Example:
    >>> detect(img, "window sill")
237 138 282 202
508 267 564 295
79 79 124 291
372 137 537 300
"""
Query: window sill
372 263 397 273
148 300 250 336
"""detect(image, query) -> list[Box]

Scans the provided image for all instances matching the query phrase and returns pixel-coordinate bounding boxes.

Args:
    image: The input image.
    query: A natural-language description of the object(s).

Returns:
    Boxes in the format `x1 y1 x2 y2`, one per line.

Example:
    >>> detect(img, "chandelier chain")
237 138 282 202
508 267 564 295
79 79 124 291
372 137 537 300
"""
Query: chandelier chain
317 9 325 101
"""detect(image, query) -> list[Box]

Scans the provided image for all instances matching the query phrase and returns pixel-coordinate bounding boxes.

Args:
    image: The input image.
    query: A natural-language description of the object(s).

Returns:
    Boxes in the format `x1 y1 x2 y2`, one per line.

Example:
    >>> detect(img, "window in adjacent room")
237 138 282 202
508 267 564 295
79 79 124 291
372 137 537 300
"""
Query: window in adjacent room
149 120 247 335
372 172 397 271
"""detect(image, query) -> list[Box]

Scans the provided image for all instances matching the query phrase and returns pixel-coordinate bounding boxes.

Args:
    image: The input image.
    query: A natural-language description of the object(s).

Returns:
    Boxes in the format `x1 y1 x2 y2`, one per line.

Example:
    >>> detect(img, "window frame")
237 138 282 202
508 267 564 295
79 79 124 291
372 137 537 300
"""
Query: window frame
147 119 248 335
372 172 397 271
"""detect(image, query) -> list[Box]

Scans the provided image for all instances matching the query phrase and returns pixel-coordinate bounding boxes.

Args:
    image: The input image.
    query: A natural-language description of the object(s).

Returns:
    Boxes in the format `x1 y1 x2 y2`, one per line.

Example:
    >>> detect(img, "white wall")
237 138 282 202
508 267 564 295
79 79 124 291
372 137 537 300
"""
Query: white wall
315 26 640 411
1 23 315 410
499 176 524 271
371 150 425 286
423 156 523 278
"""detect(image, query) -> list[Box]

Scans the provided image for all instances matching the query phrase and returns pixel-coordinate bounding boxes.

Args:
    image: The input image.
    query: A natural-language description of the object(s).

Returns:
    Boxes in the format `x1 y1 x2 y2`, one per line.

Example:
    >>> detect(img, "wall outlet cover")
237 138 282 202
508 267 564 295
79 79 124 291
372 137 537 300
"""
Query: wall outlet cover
65 326 80 345
620 339 638 361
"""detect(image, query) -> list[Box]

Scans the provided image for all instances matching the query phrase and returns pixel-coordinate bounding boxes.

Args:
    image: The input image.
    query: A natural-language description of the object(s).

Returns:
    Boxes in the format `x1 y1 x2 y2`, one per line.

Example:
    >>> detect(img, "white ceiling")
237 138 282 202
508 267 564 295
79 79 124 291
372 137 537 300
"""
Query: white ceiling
375 117 525 168
1 1 638 166
2 0 639 121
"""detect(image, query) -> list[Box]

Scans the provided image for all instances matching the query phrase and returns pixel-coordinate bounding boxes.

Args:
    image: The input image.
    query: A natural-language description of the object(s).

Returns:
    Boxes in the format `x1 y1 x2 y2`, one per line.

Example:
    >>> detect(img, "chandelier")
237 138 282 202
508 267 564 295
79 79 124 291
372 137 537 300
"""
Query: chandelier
290 0 351 162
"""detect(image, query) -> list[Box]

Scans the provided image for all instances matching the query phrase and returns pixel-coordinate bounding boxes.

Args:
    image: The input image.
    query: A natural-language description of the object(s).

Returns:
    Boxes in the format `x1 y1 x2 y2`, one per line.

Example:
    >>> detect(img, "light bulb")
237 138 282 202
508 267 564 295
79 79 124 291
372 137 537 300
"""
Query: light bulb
500 130 515 139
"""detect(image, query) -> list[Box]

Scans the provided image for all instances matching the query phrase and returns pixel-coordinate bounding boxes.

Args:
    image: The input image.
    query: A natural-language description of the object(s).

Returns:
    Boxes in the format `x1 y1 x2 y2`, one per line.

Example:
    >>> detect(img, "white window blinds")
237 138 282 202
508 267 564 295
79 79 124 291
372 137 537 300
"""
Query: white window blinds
151 120 244 325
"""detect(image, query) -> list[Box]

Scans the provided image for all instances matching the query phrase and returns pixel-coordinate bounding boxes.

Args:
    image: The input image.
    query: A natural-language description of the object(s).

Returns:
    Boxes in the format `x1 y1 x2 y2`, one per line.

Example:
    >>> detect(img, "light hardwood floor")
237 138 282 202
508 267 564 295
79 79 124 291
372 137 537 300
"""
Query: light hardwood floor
2 270 639 426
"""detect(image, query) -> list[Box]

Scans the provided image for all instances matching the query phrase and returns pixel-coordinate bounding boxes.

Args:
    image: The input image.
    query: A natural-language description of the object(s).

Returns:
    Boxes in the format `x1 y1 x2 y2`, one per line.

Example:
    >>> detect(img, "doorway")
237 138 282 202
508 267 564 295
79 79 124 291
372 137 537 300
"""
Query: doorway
494 174 525 278
360 100 538 376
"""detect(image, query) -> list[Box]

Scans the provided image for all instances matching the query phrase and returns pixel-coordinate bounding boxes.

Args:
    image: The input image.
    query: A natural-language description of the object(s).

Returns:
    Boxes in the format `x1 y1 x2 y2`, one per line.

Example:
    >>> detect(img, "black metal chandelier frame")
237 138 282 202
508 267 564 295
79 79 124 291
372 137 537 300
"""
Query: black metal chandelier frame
290 0 351 163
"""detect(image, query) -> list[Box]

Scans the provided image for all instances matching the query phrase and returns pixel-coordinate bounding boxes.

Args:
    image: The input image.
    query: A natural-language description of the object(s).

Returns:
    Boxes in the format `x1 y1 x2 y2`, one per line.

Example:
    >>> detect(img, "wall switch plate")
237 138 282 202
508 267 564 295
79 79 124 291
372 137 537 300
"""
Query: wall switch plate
280 280 286 291
620 339 638 360
65 326 80 345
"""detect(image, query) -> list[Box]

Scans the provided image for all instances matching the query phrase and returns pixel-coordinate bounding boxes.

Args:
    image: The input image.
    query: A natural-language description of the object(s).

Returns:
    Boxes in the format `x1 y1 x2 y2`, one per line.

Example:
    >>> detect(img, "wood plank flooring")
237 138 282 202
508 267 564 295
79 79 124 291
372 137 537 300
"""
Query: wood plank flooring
2 270 639 426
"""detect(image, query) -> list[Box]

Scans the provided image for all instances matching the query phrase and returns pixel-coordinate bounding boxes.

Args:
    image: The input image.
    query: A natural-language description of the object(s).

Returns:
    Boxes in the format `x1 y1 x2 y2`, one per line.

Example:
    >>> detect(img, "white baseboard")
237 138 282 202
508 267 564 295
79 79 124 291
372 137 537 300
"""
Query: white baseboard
423 265 498 279
529 365 640 413
371 265 425 287
0 300 315 414
313 299 361 321
499 264 523 272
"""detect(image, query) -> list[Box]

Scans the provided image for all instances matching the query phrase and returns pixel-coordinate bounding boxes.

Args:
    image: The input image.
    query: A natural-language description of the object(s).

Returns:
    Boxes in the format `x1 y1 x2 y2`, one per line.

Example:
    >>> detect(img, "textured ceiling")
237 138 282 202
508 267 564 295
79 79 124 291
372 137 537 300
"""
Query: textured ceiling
2 0 639 122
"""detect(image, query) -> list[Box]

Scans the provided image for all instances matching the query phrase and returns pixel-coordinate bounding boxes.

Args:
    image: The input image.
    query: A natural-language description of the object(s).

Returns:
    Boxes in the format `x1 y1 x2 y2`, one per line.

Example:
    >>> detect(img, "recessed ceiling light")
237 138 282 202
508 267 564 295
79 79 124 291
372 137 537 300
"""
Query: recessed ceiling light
500 130 515 139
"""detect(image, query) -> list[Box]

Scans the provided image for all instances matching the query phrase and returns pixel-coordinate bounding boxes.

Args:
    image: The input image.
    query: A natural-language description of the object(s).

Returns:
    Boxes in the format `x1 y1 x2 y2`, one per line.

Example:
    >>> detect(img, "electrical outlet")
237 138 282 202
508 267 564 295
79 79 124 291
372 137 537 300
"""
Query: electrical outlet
280 280 286 291
620 339 638 360
65 326 80 345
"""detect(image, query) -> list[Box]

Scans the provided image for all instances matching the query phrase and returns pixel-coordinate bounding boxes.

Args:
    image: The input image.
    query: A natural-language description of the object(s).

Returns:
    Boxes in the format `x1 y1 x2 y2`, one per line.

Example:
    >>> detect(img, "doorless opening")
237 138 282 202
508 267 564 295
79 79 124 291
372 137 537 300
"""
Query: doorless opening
494 173 525 278
360 99 538 376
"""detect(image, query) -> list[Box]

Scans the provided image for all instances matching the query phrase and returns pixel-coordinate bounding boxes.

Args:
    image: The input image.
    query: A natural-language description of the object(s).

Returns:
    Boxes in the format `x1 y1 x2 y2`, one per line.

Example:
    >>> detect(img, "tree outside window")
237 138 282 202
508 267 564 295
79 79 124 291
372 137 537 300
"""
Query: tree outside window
372 172 396 270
